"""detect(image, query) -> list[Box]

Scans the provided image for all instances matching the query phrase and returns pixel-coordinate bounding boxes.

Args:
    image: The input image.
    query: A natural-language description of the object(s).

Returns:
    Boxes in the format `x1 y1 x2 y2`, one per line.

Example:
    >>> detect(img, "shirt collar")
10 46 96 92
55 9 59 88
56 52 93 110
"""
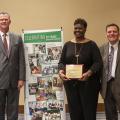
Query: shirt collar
109 41 119 49
0 31 9 37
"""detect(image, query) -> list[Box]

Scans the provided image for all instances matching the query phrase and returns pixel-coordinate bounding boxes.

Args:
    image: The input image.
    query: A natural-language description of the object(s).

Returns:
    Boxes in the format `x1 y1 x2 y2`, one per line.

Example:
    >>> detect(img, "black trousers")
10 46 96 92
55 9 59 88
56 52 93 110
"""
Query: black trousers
104 80 118 120
0 87 19 120
64 80 99 120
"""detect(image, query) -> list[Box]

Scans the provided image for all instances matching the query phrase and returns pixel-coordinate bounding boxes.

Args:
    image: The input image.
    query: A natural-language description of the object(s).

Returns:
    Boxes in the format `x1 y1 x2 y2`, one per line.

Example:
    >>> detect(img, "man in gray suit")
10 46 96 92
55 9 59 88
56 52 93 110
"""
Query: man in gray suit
100 23 120 120
0 12 26 120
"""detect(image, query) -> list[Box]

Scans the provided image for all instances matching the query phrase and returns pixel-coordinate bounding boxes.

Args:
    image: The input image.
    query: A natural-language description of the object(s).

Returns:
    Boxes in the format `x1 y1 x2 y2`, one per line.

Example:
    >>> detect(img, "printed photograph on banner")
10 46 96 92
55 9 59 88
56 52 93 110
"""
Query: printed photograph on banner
29 83 38 95
36 101 47 111
28 95 36 102
41 64 58 76
47 100 64 111
31 112 43 120
28 101 44 120
46 88 56 100
25 44 34 54
52 74 63 91
36 88 57 101
28 101 37 116
46 43 62 61
36 88 47 101
28 76 38 83
56 91 64 100
28 53 41 75
37 77 45 88
42 111 61 120
42 110 61 120
33 43 46 55
36 54 52 64
37 77 52 89
28 100 63 120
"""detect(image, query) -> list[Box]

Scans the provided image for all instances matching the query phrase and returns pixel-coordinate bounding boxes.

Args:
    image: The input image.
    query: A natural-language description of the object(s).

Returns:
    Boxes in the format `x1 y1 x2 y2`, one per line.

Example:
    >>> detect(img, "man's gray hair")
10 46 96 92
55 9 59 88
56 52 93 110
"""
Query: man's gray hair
0 12 10 17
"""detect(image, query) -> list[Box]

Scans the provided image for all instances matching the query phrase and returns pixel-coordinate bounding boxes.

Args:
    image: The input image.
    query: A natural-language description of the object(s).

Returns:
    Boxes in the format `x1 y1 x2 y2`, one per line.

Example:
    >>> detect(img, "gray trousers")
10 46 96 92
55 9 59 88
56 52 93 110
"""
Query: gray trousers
0 87 19 120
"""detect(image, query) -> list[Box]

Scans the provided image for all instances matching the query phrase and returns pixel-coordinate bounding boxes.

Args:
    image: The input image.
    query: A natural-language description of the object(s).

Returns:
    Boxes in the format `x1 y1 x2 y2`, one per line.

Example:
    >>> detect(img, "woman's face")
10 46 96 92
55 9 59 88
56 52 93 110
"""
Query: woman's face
74 23 86 39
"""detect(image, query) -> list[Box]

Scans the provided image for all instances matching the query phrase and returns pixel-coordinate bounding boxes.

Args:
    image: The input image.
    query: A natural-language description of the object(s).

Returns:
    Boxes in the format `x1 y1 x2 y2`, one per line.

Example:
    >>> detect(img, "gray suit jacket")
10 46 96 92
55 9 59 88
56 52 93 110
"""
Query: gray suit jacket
100 41 120 103
0 32 26 89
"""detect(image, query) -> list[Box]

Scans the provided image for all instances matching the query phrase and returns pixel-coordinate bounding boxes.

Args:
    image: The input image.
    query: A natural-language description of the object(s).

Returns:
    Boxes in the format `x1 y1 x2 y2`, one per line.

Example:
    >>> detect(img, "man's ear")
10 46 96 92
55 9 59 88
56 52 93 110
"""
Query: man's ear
9 19 11 25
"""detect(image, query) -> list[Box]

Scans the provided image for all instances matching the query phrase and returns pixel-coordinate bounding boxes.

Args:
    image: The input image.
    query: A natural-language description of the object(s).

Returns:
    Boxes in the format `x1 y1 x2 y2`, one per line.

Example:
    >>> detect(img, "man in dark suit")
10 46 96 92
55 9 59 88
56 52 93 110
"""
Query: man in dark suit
0 12 26 120
100 23 120 120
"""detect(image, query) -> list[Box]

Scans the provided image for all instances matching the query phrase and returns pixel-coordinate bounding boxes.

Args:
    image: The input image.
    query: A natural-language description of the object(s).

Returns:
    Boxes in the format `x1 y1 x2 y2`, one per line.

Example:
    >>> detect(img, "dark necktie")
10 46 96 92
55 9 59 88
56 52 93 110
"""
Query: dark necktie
3 33 8 54
108 46 114 81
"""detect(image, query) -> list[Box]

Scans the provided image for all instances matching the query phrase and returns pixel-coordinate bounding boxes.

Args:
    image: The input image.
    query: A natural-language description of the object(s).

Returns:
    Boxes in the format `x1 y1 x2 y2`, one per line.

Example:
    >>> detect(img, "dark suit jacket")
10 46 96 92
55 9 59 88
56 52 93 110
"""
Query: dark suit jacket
0 32 26 89
100 41 120 103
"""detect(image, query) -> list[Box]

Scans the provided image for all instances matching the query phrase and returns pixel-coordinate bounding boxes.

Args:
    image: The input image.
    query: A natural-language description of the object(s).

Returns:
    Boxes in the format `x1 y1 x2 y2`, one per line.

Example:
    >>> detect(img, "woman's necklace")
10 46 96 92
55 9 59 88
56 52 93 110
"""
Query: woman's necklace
71 38 89 64
75 43 82 64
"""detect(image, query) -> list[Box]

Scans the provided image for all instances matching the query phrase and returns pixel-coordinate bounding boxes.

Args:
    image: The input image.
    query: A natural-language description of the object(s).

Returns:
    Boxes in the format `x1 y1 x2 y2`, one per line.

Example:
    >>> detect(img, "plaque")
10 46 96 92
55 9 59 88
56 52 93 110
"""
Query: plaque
66 64 83 79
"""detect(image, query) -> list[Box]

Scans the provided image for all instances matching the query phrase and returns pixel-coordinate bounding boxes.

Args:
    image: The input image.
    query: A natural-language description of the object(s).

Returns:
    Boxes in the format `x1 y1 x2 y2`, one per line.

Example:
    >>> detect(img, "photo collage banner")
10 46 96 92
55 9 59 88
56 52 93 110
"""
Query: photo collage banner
23 29 65 120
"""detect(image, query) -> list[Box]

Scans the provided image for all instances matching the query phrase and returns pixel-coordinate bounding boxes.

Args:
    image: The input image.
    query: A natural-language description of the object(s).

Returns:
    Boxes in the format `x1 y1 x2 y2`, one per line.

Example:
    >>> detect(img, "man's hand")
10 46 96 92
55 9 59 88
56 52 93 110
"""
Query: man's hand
18 80 25 90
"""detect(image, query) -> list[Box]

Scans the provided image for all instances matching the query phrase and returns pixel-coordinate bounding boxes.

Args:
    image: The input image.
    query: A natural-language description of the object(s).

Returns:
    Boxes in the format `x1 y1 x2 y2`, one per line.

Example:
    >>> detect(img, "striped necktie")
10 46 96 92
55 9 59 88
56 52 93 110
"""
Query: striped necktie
3 33 8 54
108 46 114 81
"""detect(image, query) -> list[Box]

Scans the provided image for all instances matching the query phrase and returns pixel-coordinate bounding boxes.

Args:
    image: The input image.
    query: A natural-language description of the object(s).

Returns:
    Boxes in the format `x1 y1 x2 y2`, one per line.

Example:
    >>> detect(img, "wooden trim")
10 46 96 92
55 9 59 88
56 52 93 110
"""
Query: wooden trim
19 105 24 114
97 103 105 112
19 103 105 114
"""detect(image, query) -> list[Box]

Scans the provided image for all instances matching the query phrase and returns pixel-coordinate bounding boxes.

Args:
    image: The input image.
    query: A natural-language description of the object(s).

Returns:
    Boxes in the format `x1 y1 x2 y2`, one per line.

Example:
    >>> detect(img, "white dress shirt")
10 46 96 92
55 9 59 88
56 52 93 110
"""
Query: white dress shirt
0 31 10 50
109 41 119 78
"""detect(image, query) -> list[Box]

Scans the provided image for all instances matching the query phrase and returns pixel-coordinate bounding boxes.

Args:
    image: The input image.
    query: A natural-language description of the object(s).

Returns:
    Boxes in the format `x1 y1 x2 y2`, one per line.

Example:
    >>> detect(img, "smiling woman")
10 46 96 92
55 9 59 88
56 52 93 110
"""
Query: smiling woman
58 18 103 120
73 18 87 41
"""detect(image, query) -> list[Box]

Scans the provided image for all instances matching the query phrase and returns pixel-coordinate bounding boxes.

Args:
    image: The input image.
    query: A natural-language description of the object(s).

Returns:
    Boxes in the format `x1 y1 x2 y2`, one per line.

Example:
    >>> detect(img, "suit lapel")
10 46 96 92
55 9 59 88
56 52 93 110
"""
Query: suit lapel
103 43 109 75
8 33 14 57
116 41 120 67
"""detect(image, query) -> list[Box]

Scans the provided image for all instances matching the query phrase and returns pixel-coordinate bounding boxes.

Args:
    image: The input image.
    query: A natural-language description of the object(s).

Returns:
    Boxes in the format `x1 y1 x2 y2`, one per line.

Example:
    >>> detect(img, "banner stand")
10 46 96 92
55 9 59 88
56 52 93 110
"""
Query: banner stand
23 29 66 120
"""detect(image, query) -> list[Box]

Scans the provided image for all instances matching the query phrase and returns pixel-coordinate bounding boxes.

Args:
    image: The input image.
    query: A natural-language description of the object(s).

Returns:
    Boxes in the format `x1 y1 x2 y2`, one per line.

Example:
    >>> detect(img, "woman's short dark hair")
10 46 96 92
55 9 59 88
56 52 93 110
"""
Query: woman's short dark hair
74 18 87 29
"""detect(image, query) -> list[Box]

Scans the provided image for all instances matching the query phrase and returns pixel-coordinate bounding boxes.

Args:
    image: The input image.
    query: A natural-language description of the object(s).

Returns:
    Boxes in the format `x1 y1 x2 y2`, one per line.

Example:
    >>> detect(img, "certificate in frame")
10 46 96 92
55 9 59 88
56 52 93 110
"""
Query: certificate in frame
66 64 83 79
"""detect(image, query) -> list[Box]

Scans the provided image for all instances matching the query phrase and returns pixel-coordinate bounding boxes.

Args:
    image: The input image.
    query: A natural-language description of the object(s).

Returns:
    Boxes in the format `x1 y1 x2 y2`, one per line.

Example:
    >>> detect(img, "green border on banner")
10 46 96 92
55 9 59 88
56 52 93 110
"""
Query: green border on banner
24 31 61 43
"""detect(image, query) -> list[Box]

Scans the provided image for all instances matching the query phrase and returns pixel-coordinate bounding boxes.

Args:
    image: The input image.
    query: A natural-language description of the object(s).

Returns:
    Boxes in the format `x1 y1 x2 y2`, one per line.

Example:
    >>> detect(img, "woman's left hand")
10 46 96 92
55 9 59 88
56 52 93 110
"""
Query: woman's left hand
79 70 93 81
